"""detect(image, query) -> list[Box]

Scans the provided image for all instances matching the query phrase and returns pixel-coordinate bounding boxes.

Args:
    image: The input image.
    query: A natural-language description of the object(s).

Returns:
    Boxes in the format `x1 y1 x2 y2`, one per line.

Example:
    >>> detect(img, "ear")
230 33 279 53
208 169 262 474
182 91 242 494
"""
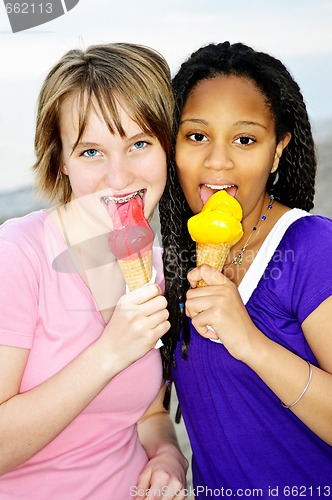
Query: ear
61 163 68 175
271 132 291 173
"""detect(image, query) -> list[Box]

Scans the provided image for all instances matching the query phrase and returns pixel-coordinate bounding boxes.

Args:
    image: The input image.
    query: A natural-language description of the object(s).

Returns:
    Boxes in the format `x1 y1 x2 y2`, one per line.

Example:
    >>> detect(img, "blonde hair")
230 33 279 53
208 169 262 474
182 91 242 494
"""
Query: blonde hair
33 43 174 204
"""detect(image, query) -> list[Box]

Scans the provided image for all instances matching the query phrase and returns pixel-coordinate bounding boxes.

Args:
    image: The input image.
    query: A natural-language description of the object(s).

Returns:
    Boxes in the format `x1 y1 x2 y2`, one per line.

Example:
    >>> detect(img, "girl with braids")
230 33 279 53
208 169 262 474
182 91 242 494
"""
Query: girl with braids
0 43 188 499
159 42 332 496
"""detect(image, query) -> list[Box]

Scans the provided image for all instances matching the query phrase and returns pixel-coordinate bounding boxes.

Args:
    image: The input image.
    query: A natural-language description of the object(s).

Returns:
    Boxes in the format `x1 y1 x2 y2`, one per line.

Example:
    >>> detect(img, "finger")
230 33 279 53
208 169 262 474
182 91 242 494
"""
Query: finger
187 266 201 288
154 319 171 337
164 489 187 499
205 324 219 340
121 283 162 306
185 294 203 318
191 311 220 339
148 308 170 330
118 289 167 319
185 290 215 317
161 480 187 499
135 471 151 498
193 321 219 339
188 265 224 288
197 265 228 286
139 294 168 318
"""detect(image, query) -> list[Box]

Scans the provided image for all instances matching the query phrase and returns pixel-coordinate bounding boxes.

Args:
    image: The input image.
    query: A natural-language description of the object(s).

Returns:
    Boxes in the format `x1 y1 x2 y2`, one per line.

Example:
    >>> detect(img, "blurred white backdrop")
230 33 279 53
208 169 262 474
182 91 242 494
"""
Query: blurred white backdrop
0 0 332 191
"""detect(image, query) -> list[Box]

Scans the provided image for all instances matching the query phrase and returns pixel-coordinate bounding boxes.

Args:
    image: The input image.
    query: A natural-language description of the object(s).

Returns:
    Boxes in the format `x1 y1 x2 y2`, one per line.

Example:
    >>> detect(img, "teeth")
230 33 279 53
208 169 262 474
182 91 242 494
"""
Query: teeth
102 189 144 204
205 184 234 190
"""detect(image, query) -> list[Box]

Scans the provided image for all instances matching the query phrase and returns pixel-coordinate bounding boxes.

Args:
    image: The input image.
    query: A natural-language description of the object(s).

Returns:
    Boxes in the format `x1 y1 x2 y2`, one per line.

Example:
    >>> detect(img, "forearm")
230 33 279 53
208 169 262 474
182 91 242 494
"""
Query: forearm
138 411 188 468
0 339 119 475
246 328 332 444
136 409 188 497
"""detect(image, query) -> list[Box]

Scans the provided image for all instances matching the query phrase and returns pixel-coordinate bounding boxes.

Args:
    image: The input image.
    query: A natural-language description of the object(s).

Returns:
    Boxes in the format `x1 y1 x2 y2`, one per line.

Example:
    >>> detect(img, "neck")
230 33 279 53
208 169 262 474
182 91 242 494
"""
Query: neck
54 201 112 247
224 193 275 281
242 192 271 235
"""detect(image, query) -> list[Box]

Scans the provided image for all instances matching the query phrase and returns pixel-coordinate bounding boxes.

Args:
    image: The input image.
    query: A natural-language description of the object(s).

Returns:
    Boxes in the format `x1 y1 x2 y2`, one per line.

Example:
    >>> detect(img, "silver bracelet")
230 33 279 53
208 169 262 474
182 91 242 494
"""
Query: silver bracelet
281 360 313 409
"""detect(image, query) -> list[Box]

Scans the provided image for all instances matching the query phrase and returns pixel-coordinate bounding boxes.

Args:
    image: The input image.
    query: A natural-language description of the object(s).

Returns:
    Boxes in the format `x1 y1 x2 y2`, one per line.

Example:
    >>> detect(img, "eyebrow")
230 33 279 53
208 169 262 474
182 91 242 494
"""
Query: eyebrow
73 142 100 149
179 118 267 130
72 132 152 150
179 118 208 126
234 120 267 130
127 132 154 141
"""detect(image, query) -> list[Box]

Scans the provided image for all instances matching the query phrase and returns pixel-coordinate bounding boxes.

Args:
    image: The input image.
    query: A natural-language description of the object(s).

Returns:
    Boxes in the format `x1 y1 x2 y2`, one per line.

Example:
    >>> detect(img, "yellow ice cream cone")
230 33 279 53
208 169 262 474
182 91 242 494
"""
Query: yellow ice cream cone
188 191 243 286
196 241 231 287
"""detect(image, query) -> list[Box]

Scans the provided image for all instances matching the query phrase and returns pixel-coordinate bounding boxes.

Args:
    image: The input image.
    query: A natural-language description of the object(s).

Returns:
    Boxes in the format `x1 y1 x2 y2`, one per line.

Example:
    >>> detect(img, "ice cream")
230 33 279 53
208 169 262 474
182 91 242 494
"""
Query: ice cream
103 194 154 291
188 190 243 286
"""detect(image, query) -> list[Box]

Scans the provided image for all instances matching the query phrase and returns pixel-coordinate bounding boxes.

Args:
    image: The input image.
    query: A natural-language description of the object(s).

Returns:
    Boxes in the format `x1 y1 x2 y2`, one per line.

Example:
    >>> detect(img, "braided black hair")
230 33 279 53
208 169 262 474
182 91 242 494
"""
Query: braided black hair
159 41 317 380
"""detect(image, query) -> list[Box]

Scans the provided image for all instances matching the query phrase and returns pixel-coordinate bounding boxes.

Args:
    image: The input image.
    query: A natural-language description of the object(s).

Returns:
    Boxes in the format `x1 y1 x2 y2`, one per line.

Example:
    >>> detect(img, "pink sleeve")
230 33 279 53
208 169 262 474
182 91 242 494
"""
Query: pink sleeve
0 238 39 349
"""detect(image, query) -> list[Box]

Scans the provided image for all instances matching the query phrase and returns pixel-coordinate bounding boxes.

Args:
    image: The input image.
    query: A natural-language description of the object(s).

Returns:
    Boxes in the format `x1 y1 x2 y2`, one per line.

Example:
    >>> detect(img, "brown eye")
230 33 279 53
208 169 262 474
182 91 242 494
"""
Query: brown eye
188 133 207 142
235 136 255 145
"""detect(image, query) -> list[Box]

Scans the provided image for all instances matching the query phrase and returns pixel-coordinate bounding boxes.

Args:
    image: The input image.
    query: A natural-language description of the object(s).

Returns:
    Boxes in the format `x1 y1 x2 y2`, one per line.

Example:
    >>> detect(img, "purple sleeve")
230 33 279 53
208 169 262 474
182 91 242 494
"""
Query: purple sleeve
0 238 38 348
277 216 332 324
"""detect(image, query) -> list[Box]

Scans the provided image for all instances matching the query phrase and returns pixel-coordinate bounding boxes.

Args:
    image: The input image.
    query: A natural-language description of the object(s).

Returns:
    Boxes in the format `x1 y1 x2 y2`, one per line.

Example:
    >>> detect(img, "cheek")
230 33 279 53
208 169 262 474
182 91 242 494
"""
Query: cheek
148 151 167 184
67 172 98 198
175 142 199 185
175 133 184 158
175 143 187 172
175 158 192 196
175 148 187 182
174 169 199 213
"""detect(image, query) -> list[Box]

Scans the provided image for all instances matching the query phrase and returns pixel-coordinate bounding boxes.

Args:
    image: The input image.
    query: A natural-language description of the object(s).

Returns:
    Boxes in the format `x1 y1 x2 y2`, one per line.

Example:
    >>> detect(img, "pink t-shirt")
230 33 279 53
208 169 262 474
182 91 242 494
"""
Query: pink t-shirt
0 211 163 499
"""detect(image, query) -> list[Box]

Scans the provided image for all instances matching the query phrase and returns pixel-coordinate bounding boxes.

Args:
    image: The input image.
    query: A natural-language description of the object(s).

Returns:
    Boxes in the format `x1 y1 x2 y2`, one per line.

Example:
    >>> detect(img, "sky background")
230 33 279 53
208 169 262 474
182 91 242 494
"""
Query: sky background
0 0 331 191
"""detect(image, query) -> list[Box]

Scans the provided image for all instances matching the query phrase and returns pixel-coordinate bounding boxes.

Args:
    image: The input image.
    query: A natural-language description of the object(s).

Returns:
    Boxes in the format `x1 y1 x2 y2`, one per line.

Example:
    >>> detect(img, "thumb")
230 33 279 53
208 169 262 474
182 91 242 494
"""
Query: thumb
188 264 228 287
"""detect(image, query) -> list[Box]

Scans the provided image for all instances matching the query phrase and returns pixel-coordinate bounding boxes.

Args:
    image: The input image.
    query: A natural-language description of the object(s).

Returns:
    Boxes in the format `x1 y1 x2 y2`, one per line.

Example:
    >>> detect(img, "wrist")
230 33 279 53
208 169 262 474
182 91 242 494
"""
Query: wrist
241 325 272 368
91 336 124 380
155 443 189 471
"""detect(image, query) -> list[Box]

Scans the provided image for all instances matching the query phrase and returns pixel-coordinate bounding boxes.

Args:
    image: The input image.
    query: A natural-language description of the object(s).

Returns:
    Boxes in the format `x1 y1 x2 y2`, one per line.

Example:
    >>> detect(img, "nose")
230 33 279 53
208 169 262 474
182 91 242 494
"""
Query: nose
104 156 134 191
203 141 233 171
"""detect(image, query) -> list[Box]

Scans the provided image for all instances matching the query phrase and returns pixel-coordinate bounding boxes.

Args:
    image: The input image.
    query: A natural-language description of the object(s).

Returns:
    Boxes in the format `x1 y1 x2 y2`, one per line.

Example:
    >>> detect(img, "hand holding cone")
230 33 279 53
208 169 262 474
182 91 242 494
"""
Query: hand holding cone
103 193 164 349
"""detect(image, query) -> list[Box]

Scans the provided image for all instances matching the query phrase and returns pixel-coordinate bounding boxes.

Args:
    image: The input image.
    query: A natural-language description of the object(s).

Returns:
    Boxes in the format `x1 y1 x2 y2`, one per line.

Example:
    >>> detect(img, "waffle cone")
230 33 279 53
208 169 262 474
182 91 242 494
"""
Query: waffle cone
196 242 230 287
118 249 152 291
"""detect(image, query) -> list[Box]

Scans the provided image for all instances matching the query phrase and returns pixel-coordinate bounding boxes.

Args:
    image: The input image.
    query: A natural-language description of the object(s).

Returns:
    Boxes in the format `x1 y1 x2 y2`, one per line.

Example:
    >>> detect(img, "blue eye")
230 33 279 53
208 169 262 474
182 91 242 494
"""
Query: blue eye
133 141 148 150
82 149 99 157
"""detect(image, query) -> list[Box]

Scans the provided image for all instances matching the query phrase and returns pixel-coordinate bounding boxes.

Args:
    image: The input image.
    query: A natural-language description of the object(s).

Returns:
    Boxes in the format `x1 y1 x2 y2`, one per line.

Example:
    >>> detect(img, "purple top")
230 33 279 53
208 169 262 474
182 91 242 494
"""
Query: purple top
173 213 332 498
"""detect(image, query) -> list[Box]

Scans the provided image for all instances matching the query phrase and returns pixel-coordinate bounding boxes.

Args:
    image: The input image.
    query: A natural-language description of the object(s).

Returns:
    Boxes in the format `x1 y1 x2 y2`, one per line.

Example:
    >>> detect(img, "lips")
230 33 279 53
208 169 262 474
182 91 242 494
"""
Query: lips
101 189 146 218
200 184 237 205
102 189 145 205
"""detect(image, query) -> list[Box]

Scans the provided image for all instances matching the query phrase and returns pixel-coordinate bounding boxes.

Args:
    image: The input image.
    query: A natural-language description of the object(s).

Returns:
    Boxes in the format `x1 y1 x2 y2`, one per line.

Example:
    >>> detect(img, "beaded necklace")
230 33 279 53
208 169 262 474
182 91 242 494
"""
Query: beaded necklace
226 194 274 266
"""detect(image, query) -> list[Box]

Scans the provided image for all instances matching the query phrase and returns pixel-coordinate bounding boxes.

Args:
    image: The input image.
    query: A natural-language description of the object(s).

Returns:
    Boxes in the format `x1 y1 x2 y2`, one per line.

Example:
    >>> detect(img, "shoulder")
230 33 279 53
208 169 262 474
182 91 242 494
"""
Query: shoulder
266 213 332 323
0 210 48 245
0 209 48 234
281 213 332 253
0 210 49 267
264 211 332 288
289 213 332 234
